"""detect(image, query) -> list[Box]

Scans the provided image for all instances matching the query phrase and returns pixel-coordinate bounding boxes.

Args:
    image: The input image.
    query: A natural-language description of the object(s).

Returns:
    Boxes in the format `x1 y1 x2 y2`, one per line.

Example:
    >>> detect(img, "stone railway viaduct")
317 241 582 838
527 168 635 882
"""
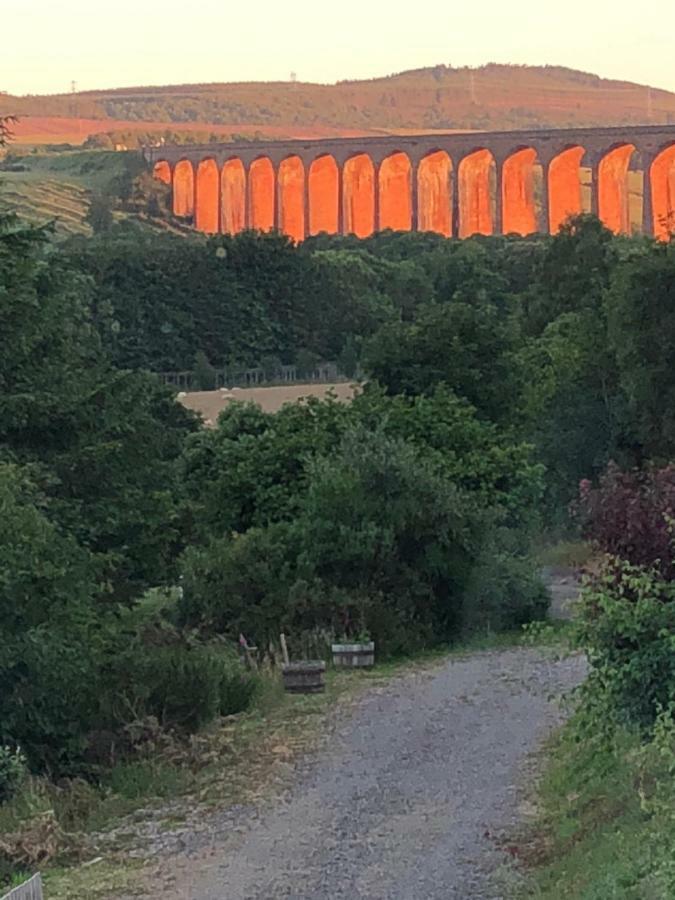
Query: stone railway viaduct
145 124 675 241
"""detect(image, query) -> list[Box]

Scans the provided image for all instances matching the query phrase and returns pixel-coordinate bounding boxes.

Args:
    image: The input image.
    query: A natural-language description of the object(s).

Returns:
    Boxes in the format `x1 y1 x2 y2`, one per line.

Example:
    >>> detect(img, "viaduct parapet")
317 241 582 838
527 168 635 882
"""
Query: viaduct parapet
145 124 675 240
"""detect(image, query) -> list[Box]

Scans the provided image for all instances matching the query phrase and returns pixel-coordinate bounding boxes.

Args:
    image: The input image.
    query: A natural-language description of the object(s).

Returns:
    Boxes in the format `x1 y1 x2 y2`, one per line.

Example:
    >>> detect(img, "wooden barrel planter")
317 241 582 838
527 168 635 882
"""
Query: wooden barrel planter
331 642 375 668
282 661 326 694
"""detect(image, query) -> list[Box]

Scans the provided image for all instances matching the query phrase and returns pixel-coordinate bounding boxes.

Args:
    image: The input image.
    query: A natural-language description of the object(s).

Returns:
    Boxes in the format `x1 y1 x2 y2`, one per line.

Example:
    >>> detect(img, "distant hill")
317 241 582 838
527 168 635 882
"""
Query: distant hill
3 64 675 146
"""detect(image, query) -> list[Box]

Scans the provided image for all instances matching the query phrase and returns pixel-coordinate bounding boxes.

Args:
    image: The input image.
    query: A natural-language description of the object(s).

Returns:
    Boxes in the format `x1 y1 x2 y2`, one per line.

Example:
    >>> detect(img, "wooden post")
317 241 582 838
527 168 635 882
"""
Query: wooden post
280 633 290 666
239 633 258 671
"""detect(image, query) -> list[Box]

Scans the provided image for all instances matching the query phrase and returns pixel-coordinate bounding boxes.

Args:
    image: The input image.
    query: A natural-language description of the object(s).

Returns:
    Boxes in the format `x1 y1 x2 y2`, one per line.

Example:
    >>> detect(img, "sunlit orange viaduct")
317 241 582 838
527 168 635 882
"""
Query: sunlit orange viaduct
145 125 675 241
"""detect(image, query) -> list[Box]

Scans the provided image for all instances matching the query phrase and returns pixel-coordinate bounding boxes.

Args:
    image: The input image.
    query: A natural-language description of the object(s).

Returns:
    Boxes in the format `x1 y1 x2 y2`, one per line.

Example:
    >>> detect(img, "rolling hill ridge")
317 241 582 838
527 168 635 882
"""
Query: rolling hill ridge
3 64 675 147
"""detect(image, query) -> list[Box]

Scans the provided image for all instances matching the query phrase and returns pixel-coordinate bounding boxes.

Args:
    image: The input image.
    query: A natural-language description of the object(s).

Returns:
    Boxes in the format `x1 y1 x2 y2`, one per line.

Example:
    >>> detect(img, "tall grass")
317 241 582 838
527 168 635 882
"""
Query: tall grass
524 713 675 898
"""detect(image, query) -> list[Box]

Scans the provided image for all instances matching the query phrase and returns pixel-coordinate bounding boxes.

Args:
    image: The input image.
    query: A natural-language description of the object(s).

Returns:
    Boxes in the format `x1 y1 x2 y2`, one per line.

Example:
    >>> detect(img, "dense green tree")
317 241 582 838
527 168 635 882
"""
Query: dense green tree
180 420 546 655
181 397 350 539
608 240 675 459
0 464 101 769
299 250 396 359
517 216 636 510
85 193 114 234
0 215 197 599
364 299 523 424
521 214 616 335
193 349 217 390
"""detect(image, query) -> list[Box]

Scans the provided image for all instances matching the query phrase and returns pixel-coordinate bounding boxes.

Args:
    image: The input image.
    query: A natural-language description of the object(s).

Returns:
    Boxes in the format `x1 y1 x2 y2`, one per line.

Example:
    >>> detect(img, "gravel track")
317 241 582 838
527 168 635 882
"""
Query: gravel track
155 646 586 900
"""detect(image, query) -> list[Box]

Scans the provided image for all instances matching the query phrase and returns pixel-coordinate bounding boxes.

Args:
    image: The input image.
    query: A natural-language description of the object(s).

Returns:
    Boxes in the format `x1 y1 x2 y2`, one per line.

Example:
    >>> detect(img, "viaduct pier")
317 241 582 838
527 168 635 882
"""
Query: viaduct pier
145 124 675 241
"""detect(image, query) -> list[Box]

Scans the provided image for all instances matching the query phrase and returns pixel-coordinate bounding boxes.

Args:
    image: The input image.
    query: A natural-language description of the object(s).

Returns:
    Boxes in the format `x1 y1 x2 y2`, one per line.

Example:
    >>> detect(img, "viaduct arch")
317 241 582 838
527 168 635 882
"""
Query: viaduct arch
147 125 675 241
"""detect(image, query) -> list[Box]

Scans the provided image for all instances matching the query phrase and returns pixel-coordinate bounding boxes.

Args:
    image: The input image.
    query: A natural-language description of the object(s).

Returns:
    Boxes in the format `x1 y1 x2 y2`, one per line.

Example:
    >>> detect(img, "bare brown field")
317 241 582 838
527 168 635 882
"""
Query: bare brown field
179 382 358 425
10 116 380 146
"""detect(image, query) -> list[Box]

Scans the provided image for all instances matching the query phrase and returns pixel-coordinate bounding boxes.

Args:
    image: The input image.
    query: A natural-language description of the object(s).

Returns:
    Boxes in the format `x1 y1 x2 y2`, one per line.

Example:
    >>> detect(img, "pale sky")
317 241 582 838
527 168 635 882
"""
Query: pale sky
4 0 675 96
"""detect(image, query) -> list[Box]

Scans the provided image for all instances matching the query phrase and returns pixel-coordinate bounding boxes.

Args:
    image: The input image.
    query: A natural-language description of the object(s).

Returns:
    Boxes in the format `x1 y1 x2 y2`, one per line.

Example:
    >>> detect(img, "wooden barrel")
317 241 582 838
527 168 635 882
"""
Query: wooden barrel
282 661 326 694
331 642 375 668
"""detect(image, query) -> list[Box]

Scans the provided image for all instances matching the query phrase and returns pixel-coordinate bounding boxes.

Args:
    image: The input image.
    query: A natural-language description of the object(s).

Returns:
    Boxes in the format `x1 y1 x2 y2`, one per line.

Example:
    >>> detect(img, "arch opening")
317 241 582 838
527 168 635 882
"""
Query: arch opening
502 147 542 235
548 146 586 233
249 157 275 232
195 158 220 234
458 149 496 237
153 160 171 185
417 151 453 237
598 144 637 235
221 158 246 235
173 159 194 219
308 155 339 235
278 156 305 243
378 152 412 232
343 154 375 238
650 144 675 240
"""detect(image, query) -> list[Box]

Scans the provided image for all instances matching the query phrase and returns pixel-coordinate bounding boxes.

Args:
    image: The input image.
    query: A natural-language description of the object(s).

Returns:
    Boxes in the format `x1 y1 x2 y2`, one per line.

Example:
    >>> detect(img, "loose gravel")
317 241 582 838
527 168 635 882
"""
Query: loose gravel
154 646 586 900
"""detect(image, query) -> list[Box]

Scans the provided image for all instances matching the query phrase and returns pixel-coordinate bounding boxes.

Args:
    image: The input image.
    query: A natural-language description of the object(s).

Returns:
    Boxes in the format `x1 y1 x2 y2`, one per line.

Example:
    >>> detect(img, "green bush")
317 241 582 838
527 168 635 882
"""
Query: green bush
180 425 546 656
0 747 28 804
181 397 349 538
102 592 257 733
104 642 256 734
179 523 298 647
296 427 479 652
462 538 549 633
577 559 675 729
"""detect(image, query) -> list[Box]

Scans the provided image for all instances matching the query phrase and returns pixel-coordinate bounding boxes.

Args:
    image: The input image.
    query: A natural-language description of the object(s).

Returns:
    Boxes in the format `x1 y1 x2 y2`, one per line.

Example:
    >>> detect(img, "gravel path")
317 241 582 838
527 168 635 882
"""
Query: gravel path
156 646 586 900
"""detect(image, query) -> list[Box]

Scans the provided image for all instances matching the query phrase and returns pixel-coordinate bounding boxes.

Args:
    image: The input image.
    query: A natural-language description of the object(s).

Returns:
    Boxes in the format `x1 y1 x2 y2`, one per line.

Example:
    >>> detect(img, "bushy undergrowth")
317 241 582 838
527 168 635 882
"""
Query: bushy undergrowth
180 401 547 656
517 441 675 897
577 560 675 730
576 462 675 578
529 709 675 899
574 460 675 731
0 749 28 806
527 461 675 896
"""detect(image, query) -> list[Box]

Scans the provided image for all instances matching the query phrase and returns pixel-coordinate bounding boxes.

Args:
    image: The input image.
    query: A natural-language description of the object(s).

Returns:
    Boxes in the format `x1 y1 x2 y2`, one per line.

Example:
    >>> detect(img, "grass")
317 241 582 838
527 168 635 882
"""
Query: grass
536 539 593 570
3 150 137 191
517 718 675 899
44 859 146 899
0 175 92 237
0 148 164 239
0 625 563 899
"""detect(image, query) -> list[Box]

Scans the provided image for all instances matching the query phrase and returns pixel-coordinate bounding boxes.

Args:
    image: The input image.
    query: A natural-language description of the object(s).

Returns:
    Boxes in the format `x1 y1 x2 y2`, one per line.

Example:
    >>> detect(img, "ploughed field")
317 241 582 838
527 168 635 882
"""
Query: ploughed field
179 383 358 424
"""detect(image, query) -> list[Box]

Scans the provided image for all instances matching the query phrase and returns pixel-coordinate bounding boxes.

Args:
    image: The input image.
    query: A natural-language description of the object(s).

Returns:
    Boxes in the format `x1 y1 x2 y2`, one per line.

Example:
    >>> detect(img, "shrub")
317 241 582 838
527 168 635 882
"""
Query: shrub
180 421 546 657
295 426 479 653
180 396 349 538
102 591 257 733
462 537 549 633
0 747 28 804
179 522 298 647
575 462 675 578
577 559 675 729
193 350 217 391
103 642 256 735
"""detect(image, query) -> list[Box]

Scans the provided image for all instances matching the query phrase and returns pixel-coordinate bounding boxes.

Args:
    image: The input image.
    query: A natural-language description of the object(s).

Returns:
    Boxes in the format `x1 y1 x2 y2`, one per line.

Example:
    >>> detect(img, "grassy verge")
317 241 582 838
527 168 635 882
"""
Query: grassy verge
535 539 592 570
518 715 675 899
1 627 552 898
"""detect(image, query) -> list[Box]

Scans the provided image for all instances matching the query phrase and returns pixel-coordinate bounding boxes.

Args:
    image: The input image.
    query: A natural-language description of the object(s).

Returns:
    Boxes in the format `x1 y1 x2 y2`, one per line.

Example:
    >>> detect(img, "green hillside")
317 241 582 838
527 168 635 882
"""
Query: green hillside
0 173 91 237
0 149 187 238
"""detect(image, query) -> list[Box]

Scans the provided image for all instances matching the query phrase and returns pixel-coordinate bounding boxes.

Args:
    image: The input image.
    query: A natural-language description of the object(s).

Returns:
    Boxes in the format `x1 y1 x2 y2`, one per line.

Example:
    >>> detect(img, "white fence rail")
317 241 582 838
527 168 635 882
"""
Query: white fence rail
0 874 43 900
